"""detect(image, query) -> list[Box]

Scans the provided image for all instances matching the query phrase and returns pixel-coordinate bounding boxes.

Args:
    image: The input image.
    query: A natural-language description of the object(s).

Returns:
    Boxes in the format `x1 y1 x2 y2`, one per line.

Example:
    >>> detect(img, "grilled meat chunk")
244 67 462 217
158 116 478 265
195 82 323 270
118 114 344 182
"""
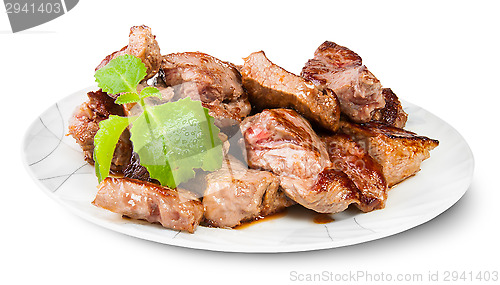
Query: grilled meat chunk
93 177 204 233
122 152 158 184
96 25 162 80
68 90 132 173
241 51 340 132
203 155 293 228
371 88 408 128
340 121 439 187
161 52 251 127
321 133 387 211
240 109 359 213
241 109 331 178
301 41 385 123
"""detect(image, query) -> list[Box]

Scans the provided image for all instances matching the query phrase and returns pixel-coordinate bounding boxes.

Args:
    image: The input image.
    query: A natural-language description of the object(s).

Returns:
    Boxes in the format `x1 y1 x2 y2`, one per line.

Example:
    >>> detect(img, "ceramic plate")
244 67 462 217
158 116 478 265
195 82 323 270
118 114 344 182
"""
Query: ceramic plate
23 86 474 252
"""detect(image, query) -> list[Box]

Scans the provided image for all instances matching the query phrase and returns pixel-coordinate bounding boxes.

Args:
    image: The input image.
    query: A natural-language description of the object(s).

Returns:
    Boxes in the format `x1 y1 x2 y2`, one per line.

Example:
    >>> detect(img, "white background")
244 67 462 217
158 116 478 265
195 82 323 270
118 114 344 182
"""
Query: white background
1 1 499 284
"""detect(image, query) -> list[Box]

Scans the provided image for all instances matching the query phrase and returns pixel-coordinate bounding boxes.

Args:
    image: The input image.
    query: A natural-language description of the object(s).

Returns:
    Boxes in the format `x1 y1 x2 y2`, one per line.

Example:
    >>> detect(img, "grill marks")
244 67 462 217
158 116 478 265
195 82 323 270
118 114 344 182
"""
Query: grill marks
240 109 390 214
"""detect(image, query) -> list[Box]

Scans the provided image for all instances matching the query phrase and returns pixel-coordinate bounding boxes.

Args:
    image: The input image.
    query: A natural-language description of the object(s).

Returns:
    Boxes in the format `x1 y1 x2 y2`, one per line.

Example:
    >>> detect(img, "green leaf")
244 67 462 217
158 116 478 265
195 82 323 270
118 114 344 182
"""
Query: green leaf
94 54 147 95
115 92 140 105
93 115 136 182
129 98 223 188
140 86 162 99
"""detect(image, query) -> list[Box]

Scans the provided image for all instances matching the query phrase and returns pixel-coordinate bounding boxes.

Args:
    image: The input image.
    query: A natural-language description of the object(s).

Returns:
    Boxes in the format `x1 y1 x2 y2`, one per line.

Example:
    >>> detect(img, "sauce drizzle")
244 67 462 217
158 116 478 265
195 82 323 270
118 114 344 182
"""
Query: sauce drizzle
235 210 288 230
313 213 335 224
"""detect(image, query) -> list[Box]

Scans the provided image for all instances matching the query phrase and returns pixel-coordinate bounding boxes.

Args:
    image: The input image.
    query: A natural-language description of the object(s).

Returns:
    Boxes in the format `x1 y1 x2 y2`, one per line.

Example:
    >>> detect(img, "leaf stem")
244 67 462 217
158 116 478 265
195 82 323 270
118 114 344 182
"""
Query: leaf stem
139 97 155 138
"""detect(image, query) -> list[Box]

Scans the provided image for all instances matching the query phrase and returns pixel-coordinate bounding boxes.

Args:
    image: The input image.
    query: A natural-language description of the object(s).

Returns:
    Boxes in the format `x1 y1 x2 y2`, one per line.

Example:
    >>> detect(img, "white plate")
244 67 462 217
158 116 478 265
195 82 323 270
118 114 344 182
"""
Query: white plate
23 86 474 253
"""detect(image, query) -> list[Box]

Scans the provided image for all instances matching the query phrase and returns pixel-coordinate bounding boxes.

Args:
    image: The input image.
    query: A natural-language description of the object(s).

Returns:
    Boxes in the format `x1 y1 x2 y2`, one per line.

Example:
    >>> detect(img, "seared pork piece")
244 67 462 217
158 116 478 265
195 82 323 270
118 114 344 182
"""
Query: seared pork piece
371 88 408 128
321 134 387 212
161 52 251 127
93 177 204 233
301 41 385 123
68 90 132 173
241 51 340 132
203 155 293 228
240 109 360 213
340 121 439 187
96 25 162 80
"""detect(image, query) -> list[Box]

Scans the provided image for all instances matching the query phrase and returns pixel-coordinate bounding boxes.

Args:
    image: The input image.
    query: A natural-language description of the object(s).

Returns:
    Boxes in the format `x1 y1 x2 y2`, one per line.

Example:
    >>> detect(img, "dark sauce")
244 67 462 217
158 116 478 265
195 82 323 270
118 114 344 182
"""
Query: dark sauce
234 210 288 230
313 213 335 224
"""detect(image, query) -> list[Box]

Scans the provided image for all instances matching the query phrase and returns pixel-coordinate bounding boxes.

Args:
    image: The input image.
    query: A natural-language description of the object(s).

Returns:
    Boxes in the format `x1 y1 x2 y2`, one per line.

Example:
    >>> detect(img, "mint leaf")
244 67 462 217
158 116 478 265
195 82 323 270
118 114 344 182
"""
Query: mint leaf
92 54 222 188
93 115 136 182
129 98 223 188
115 92 140 105
94 54 147 95
140 86 162 99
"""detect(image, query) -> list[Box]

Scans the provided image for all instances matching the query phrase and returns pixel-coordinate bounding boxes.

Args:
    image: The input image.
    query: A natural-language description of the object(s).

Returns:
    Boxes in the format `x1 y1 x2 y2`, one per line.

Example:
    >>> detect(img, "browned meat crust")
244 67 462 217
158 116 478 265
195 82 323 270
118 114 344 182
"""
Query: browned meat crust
280 168 360 214
93 177 204 233
301 41 385 123
371 88 408 128
241 51 340 132
321 133 387 211
96 25 162 80
340 120 439 187
68 90 132 173
240 109 360 213
203 155 294 228
161 52 251 127
122 152 158 184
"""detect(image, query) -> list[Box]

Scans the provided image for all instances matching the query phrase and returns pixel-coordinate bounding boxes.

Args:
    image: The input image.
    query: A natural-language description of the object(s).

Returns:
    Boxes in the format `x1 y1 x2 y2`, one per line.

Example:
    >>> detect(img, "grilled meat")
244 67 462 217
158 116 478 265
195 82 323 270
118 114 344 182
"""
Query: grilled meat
241 109 331 178
203 155 293 228
321 133 387 211
340 120 439 187
93 177 204 233
301 41 385 123
371 88 408 128
240 109 360 213
68 90 132 173
161 52 251 127
96 25 162 80
241 51 340 132
122 152 158 184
